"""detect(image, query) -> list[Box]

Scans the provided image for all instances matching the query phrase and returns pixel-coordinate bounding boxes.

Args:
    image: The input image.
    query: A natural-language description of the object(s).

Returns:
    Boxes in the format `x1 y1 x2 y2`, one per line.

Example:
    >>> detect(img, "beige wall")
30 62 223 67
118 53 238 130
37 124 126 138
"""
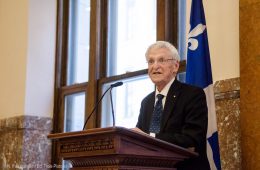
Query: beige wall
0 0 29 118
0 0 56 119
186 0 240 82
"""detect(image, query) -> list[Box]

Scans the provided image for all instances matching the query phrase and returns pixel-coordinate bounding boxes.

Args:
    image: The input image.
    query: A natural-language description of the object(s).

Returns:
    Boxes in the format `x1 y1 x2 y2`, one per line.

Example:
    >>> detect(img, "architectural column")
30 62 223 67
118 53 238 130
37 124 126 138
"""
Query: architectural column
240 1 260 169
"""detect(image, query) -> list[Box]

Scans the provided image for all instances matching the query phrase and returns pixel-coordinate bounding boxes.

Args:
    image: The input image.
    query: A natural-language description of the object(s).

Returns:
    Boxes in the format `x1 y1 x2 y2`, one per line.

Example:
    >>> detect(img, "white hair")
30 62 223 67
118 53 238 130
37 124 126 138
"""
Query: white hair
145 41 180 61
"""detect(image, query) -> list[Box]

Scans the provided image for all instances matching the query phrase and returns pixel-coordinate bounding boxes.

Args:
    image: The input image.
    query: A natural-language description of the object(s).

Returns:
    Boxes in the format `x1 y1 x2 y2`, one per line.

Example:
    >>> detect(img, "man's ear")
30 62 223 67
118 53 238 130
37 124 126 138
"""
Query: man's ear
173 60 180 73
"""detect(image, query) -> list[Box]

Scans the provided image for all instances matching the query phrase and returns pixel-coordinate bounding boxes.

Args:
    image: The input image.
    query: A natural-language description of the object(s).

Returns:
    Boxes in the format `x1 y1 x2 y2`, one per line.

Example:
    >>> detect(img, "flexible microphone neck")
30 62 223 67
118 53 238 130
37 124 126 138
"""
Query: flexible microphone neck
82 81 123 130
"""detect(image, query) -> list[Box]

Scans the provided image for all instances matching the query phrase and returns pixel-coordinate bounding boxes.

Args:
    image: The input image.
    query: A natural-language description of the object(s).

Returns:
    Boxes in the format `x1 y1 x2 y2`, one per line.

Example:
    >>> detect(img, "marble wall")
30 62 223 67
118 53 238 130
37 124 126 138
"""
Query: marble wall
214 77 241 170
0 116 52 169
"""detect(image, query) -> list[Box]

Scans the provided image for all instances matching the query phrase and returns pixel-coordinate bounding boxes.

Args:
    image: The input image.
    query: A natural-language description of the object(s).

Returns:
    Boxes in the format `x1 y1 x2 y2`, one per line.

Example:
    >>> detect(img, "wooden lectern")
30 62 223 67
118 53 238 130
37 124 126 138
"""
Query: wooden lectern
48 127 197 170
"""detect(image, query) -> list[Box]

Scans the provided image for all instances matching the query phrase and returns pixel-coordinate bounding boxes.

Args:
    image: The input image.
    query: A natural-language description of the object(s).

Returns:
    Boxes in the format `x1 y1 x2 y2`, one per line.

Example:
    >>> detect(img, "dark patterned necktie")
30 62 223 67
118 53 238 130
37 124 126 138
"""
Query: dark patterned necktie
149 94 164 134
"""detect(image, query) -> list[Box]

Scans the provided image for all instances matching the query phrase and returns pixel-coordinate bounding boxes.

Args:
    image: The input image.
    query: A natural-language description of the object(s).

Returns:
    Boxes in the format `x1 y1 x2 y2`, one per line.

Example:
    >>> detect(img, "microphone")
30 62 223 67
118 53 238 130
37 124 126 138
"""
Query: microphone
111 81 123 88
82 81 123 130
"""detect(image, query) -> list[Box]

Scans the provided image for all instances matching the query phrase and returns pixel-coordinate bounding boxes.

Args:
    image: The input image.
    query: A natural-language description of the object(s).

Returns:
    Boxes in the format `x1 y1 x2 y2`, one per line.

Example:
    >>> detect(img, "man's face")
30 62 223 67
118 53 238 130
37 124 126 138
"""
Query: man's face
147 48 179 90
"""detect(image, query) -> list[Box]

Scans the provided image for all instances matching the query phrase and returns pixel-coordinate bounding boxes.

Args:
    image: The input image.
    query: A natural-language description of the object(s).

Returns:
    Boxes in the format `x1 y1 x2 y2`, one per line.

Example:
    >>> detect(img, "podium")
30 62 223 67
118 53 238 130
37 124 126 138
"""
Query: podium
48 127 197 170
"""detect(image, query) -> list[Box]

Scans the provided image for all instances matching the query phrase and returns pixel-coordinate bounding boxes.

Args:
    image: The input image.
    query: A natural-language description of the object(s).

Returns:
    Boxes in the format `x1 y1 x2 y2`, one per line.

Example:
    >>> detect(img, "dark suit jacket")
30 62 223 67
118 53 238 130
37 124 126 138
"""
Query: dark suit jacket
136 79 210 170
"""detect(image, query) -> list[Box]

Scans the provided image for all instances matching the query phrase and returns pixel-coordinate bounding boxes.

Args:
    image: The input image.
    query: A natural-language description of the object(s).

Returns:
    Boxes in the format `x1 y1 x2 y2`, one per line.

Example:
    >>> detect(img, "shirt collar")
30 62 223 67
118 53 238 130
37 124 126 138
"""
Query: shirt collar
155 77 175 97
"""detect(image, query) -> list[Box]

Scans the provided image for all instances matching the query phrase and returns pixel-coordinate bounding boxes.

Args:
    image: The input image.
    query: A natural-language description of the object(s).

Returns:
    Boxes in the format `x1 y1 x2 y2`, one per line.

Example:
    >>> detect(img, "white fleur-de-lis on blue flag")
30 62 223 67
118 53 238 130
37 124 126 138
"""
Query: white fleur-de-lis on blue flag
188 24 206 51
186 0 222 170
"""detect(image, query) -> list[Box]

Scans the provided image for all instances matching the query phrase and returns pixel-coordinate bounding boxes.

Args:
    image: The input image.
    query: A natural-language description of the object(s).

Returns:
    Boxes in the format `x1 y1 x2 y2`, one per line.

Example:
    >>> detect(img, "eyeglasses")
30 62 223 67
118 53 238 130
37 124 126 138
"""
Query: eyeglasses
147 58 175 65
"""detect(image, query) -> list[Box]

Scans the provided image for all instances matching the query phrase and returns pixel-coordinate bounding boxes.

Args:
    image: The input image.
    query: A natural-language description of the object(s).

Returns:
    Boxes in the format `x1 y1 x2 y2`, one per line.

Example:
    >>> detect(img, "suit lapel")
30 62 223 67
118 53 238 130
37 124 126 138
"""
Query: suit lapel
161 79 182 130
146 92 155 130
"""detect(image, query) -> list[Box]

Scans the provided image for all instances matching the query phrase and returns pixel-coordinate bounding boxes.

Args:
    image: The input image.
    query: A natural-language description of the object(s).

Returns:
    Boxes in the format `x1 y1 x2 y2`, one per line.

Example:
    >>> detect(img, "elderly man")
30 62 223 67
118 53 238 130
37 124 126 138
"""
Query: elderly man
135 41 210 170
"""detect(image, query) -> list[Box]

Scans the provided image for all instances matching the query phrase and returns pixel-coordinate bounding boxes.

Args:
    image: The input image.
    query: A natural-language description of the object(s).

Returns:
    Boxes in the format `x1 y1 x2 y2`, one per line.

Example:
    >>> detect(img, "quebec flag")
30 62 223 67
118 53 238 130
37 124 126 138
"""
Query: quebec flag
185 0 221 170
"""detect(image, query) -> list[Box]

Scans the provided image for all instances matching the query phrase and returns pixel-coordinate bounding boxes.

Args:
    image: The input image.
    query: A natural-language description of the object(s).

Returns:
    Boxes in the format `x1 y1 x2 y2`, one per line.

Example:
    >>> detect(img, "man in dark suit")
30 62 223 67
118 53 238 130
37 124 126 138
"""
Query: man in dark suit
134 41 210 170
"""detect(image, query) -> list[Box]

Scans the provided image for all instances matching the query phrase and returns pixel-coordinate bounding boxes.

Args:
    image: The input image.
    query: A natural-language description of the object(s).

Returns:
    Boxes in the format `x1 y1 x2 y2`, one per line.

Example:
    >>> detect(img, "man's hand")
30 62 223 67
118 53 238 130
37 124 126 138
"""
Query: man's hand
187 147 195 152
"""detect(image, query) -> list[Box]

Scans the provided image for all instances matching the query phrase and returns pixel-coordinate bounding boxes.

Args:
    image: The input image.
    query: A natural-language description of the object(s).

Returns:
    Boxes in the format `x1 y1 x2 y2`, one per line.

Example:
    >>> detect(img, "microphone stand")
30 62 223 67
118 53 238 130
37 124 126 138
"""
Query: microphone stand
109 88 115 127
82 82 123 130
82 87 111 130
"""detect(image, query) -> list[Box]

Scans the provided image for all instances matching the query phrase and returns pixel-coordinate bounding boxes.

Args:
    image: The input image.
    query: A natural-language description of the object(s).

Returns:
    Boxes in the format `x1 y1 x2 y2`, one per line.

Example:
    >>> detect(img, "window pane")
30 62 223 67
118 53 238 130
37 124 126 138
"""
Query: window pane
178 0 187 61
62 161 72 170
177 72 186 83
67 0 90 85
178 0 187 82
107 0 157 76
101 76 154 128
64 92 85 132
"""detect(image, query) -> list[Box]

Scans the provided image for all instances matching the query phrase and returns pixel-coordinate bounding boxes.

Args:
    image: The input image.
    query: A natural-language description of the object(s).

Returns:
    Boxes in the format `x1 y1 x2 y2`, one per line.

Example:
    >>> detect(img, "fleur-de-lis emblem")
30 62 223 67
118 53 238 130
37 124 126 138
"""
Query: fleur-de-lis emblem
188 23 206 51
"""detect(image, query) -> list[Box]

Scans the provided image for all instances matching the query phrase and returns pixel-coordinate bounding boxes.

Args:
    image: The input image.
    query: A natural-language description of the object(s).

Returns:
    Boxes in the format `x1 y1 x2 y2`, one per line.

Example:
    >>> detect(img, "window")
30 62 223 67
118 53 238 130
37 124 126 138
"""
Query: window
107 0 156 76
67 0 90 85
178 0 187 82
101 75 154 128
52 0 185 167
102 0 156 128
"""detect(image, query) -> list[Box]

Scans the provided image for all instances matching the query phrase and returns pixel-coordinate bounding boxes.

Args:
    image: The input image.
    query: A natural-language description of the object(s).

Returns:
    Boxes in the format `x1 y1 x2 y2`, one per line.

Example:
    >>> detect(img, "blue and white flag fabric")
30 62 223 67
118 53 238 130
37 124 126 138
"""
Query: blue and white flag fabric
186 0 221 170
